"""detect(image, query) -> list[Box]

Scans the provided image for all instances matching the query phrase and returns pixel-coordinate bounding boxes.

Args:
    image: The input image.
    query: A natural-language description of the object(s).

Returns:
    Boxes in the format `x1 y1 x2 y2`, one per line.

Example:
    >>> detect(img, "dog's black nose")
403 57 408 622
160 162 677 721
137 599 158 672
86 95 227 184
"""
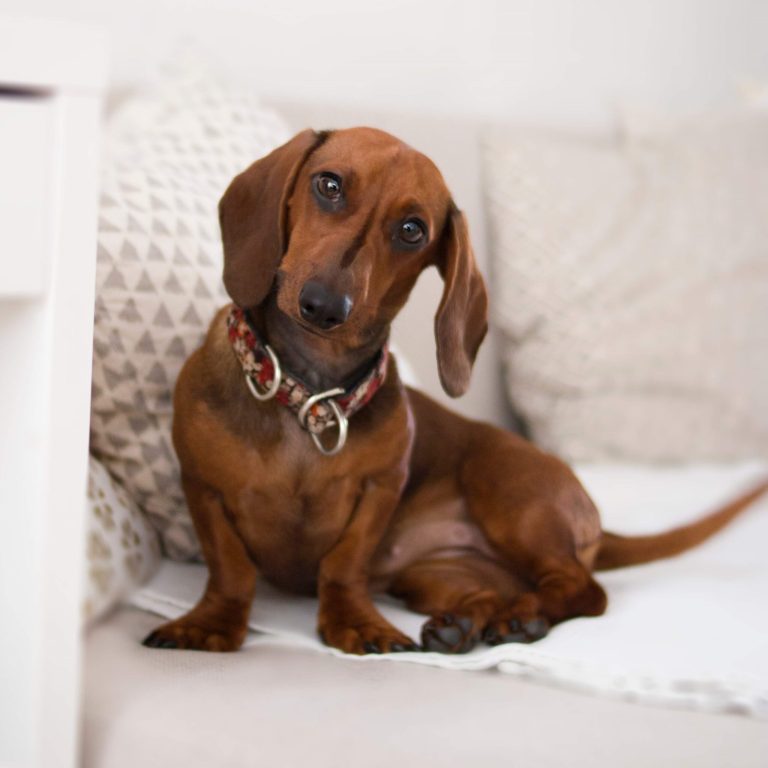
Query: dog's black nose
299 280 352 330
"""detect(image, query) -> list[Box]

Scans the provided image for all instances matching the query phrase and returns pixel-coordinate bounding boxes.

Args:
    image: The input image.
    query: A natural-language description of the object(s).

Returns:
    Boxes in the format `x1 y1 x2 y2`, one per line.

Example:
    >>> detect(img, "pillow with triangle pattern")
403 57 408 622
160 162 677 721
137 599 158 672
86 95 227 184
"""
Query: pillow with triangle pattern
90 65 290 560
84 454 162 624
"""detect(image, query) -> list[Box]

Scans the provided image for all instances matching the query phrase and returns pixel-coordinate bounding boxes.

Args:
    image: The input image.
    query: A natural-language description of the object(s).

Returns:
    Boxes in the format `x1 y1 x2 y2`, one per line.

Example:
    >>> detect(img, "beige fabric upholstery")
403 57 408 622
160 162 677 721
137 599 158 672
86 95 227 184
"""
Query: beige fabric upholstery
482 113 768 461
82 607 767 768
84 456 161 625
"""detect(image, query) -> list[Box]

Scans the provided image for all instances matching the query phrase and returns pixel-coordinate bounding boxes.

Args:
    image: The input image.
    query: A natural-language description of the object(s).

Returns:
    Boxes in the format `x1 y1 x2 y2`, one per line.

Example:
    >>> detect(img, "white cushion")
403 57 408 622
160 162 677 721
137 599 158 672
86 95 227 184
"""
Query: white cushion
83 456 161 624
482 113 768 461
82 604 767 768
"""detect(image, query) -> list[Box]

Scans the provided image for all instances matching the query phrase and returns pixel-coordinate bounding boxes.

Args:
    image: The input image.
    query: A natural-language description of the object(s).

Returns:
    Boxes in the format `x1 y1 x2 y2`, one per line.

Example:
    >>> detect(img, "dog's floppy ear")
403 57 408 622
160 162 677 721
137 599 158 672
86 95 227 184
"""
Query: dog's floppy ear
434 204 489 398
219 129 326 308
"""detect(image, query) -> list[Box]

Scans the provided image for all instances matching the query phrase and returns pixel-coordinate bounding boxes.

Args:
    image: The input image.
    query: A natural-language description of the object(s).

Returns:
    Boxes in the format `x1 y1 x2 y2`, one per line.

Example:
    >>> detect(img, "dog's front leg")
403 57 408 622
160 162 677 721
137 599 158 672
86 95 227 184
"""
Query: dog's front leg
317 473 418 654
143 474 257 651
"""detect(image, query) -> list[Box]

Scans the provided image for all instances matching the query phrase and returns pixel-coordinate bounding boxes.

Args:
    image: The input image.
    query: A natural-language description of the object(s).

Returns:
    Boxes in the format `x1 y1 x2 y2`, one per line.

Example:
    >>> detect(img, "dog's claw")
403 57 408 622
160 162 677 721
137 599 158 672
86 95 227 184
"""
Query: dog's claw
142 631 178 649
483 614 550 645
391 641 421 652
141 619 245 652
483 626 525 645
319 619 416 655
390 641 421 653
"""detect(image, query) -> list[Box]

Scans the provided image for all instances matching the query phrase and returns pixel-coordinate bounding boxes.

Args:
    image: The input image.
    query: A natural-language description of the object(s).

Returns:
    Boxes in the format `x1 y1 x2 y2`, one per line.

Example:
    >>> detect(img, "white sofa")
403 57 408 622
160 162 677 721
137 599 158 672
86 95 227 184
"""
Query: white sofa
0 3 764 764
81 99 767 767
4 3 757 764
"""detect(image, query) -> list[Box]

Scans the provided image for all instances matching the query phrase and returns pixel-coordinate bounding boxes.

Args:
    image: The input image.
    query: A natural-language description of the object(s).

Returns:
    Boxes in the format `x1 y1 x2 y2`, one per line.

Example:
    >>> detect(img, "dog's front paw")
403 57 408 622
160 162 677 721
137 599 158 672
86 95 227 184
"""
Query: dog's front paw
142 617 246 652
318 619 419 655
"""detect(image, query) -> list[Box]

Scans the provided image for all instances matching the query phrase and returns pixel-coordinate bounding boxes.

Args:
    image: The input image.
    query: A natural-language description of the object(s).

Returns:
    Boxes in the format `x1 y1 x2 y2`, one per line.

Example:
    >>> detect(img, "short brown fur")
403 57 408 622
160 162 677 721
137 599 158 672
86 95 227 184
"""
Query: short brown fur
144 128 767 655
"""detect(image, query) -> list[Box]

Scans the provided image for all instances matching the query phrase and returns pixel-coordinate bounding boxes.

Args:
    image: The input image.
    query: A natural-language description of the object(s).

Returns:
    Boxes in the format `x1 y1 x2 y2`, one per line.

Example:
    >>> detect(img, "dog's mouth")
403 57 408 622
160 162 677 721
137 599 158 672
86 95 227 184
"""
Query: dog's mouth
295 318 335 339
282 305 343 340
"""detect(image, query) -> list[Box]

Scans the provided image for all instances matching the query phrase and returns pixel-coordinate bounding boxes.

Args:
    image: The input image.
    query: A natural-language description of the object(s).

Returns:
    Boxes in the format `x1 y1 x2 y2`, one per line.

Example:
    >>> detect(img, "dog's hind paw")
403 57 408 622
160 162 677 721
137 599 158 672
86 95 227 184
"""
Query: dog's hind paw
482 613 550 645
421 613 479 654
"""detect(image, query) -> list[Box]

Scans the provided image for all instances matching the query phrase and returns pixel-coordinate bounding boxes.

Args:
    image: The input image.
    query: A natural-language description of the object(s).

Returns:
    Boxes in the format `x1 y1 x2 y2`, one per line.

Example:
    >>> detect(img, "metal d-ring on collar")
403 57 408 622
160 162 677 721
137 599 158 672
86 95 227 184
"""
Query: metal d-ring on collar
243 344 282 401
298 388 349 457
243 345 349 456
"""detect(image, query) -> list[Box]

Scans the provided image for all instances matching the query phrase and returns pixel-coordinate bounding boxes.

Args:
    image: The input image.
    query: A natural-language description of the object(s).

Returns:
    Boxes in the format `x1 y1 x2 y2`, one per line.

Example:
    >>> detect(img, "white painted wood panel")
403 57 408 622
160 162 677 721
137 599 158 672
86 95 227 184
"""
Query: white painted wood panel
0 16 106 768
0 96 54 297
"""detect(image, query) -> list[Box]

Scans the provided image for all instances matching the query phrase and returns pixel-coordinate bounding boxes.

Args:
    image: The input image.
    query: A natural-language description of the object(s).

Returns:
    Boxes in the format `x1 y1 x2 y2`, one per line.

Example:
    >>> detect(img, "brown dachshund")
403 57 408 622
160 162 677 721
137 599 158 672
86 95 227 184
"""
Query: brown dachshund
143 127 767 655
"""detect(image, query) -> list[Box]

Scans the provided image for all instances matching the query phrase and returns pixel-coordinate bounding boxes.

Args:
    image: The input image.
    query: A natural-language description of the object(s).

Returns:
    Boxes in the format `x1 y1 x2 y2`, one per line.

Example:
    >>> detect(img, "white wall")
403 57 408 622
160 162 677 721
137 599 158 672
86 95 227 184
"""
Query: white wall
5 0 768 125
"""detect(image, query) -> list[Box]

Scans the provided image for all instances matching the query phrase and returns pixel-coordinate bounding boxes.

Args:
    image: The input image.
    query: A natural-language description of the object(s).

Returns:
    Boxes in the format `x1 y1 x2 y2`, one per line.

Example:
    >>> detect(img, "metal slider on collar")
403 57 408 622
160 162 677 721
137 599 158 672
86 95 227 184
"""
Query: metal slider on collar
243 346 349 457
298 388 349 457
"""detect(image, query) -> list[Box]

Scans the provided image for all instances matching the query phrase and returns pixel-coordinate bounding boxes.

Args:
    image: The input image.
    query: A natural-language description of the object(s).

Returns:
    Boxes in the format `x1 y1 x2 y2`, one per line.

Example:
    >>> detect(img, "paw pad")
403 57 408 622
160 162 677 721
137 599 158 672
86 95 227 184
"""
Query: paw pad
483 615 550 645
421 613 477 654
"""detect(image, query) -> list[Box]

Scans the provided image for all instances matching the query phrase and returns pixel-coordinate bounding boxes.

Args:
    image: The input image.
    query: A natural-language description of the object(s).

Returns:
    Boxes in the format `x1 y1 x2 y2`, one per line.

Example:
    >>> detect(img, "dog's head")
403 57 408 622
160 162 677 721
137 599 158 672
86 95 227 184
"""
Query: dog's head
219 127 487 397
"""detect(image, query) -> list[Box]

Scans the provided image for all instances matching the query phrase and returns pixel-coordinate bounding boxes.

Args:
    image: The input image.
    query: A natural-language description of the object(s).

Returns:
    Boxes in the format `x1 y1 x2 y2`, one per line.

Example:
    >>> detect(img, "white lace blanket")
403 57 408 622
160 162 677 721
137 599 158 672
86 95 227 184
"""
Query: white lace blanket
130 462 768 717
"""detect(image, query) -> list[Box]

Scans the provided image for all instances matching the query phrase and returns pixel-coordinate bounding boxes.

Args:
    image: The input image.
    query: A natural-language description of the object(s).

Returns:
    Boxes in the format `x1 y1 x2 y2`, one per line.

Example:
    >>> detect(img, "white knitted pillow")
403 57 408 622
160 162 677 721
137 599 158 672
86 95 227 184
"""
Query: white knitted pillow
90 67 290 559
84 455 161 624
482 114 768 462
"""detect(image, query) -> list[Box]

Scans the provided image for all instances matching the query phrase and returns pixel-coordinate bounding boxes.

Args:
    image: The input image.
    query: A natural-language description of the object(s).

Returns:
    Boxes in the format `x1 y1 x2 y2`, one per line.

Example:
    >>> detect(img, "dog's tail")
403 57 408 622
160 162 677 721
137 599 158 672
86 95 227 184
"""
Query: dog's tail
594 479 768 571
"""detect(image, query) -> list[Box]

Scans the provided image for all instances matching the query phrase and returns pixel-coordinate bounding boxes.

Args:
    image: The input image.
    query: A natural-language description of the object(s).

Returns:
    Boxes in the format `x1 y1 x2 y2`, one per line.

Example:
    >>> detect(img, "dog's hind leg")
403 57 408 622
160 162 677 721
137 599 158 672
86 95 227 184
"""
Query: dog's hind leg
480 554 608 645
388 555 524 653
470 500 608 645
455 444 608 644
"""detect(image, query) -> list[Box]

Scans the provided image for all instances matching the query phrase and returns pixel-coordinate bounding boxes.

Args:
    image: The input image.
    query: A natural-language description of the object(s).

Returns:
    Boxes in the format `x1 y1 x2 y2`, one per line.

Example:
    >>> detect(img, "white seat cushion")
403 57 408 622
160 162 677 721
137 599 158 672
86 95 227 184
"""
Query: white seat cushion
82 606 766 768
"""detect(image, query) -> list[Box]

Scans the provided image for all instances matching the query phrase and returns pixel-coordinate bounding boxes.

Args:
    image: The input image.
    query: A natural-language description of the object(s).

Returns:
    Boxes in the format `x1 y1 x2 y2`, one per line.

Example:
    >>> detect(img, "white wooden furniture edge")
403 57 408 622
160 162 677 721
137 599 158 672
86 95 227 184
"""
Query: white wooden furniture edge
0 15 107 768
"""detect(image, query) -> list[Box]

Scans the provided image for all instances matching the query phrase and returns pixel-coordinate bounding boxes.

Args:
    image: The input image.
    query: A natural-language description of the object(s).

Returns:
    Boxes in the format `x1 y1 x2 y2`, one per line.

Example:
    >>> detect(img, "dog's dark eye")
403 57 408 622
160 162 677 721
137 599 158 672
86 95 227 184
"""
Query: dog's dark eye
315 173 343 202
399 219 426 245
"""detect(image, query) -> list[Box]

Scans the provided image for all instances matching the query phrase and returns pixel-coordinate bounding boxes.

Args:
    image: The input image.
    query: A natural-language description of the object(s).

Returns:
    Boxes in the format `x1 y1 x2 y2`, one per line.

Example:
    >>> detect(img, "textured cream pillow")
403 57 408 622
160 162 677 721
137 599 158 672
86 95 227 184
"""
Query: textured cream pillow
84 455 161 624
90 67 290 559
482 114 768 462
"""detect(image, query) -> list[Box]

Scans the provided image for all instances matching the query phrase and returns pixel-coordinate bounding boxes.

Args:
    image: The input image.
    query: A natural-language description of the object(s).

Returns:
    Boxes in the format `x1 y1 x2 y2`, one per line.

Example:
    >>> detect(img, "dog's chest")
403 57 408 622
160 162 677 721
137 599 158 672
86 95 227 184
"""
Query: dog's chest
186 390 397 594
223 432 367 594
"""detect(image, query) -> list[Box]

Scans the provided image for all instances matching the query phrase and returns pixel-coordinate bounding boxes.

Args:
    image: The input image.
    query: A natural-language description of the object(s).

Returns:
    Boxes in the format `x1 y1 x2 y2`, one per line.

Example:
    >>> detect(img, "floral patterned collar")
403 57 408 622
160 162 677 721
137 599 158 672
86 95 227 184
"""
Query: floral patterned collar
226 305 388 456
